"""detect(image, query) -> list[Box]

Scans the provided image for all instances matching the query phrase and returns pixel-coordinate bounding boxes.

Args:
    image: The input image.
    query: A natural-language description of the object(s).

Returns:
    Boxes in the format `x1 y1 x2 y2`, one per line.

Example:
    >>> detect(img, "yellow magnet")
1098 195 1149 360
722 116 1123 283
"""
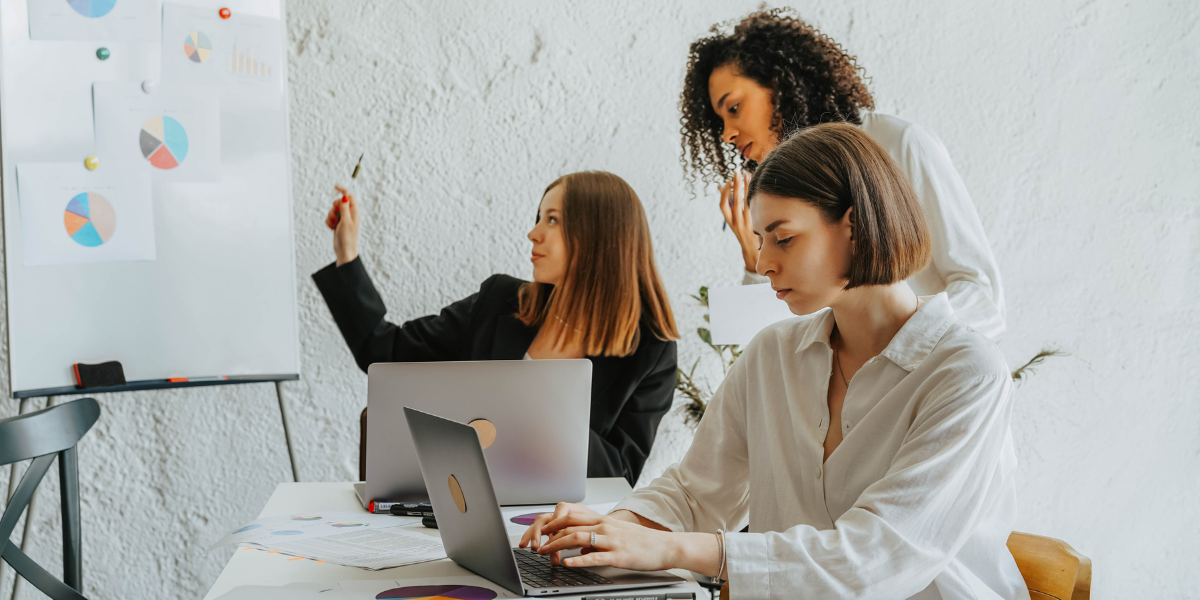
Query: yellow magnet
84 155 100 171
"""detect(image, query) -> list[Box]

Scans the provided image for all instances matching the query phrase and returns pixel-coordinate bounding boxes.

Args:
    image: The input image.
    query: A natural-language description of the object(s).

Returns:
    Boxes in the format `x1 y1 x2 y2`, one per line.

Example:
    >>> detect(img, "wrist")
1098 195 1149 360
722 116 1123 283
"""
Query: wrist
668 531 721 577
336 251 358 266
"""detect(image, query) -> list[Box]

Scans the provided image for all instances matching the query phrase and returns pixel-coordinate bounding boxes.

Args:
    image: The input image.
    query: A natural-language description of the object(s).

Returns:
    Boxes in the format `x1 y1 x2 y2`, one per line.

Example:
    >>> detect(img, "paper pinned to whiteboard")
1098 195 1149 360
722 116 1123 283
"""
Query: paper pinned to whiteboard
708 283 796 346
16 162 155 266
161 2 284 110
27 0 159 41
93 82 222 182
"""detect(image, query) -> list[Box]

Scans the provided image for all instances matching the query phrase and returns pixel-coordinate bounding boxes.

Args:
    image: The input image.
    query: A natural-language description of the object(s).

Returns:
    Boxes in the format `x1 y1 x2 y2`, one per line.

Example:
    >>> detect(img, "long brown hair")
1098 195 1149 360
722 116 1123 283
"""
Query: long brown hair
516 171 678 357
748 123 930 289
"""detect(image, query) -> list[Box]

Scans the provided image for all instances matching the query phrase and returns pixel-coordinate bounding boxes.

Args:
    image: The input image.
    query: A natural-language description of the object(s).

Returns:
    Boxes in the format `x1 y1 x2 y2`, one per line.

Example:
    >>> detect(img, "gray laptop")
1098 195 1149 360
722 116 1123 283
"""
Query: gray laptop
404 407 685 596
356 360 591 506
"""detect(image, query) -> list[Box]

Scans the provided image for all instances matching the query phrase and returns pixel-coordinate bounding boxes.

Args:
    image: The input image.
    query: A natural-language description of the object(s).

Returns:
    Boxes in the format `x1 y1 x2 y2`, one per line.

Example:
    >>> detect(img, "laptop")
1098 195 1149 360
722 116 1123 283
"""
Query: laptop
356 360 592 507
404 407 685 596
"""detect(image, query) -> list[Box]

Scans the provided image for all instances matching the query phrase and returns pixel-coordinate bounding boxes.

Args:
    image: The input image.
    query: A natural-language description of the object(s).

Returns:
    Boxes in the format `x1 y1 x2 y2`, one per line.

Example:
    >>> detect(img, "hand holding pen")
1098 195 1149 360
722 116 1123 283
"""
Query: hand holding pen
326 153 364 266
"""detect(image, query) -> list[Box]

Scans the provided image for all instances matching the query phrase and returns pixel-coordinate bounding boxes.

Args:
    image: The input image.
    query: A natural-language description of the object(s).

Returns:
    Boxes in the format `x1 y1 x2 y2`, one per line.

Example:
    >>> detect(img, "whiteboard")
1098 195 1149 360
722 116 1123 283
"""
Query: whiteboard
0 0 300 397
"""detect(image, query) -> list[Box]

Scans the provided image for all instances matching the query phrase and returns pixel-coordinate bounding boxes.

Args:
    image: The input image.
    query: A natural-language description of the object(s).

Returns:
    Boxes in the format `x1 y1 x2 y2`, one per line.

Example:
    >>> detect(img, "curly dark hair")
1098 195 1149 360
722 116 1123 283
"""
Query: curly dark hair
679 8 875 191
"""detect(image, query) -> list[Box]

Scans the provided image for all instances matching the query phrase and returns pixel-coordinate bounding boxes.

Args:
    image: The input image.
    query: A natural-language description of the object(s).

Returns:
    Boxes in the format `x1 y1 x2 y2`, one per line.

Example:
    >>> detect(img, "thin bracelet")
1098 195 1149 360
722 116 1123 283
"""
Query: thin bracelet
715 529 727 581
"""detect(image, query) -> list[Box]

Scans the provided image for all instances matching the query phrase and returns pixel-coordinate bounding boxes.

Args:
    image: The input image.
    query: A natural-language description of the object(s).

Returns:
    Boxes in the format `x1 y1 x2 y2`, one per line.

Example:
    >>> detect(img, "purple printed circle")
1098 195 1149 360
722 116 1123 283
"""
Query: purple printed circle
376 584 497 599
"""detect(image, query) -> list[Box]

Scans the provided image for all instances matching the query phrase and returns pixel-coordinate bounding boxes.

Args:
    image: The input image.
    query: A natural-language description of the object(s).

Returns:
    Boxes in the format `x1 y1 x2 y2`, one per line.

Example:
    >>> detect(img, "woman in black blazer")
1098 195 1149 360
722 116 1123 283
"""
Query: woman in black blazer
313 171 679 485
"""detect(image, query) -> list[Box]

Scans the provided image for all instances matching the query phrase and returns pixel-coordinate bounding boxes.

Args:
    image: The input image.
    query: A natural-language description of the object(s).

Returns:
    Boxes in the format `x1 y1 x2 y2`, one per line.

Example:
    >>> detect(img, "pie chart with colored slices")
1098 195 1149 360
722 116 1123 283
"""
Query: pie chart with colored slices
140 115 189 170
64 192 116 247
375 585 497 600
510 513 549 526
184 32 211 63
67 0 117 18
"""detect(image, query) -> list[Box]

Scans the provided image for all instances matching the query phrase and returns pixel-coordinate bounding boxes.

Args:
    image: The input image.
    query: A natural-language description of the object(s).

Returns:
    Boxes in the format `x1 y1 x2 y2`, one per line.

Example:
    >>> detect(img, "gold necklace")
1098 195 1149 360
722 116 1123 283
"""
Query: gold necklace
833 329 850 388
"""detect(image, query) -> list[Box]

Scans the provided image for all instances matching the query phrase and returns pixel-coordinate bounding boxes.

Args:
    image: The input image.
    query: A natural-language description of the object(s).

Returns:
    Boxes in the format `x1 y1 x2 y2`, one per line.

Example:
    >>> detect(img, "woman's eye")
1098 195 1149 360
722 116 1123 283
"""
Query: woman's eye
777 236 793 246
548 216 558 224
729 104 739 115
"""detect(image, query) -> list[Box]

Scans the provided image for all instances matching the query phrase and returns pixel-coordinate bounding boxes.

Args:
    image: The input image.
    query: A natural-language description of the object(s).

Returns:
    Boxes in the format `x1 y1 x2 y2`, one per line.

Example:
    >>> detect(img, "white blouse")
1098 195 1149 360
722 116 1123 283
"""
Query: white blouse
614 294 1028 600
743 112 1007 341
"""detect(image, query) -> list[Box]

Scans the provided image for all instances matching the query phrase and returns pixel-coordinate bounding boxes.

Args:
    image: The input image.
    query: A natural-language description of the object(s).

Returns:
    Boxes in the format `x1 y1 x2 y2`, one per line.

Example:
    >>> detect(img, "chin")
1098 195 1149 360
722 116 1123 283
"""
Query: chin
782 294 828 317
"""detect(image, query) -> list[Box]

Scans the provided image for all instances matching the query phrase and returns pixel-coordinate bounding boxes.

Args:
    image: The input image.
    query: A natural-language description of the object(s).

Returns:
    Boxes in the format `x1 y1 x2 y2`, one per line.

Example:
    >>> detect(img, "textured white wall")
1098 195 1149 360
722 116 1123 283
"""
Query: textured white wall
1 1 1197 598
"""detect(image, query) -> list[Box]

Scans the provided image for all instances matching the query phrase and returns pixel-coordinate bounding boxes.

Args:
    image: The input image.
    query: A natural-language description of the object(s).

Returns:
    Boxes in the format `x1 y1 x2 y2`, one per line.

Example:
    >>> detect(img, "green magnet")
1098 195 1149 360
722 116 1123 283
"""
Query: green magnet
96 47 110 60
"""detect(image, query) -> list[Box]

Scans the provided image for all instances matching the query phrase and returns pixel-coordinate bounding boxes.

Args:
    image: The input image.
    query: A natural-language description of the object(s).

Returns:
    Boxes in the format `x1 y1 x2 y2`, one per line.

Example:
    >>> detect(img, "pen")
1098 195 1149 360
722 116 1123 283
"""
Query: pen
581 593 695 600
328 152 363 229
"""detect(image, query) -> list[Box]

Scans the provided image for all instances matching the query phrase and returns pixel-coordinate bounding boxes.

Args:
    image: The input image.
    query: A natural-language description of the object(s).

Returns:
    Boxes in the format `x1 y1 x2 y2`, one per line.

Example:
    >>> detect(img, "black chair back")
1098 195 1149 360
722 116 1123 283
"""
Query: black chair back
1 397 100 600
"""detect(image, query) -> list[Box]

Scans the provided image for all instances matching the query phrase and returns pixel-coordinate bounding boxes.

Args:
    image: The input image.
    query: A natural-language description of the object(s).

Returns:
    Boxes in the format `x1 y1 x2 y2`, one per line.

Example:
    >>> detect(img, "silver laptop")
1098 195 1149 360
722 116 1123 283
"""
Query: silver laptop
356 360 591 506
404 407 685 596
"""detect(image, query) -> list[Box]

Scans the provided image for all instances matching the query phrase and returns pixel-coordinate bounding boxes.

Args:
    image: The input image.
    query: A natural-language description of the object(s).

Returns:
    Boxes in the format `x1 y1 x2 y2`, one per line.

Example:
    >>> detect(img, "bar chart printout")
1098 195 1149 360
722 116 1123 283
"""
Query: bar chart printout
230 43 272 80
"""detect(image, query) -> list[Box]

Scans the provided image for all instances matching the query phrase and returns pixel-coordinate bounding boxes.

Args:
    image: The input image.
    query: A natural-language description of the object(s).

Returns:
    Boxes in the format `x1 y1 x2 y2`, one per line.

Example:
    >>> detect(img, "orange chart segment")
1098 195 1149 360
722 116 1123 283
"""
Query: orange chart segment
64 211 89 236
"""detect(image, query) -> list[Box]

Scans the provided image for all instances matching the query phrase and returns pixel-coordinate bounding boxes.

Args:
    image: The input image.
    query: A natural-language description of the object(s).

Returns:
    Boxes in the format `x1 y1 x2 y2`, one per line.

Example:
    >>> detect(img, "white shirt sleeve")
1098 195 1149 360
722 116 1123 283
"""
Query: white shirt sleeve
723 373 1015 600
613 359 751 534
898 124 1006 339
742 269 769 286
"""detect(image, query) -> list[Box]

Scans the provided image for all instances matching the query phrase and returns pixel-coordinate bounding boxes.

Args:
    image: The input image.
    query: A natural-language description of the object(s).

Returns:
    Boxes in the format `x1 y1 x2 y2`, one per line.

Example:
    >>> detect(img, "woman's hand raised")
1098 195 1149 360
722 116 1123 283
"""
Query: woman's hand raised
719 170 759 274
325 185 359 266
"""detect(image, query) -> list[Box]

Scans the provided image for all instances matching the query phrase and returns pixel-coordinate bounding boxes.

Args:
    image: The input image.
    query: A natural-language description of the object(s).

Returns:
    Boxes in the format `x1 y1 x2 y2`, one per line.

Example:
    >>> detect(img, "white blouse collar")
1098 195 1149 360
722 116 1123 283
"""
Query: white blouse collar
793 293 957 372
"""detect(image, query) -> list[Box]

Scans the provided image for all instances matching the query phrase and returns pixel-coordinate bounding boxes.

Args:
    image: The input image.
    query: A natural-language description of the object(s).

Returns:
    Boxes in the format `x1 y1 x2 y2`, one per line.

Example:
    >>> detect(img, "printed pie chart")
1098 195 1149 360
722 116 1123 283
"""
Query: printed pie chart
271 530 303 536
184 32 211 63
375 585 497 600
67 0 117 18
330 522 364 528
510 513 549 526
290 516 321 521
139 115 189 170
64 192 116 247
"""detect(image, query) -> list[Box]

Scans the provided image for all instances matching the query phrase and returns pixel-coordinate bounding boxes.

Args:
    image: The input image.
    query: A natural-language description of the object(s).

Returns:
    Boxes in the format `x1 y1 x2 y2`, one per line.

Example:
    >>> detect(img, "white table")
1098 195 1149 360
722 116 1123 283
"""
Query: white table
203 479 705 599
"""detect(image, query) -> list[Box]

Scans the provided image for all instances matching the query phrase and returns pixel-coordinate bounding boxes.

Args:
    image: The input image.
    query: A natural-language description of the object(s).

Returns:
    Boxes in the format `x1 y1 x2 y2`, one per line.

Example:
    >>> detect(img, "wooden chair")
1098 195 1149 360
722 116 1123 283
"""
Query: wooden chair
717 531 1090 600
1007 531 1091 600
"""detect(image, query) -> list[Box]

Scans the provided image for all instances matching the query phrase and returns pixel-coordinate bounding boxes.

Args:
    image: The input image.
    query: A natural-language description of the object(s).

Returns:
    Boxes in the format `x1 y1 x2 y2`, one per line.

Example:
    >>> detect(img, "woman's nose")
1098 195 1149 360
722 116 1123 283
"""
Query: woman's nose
722 123 737 145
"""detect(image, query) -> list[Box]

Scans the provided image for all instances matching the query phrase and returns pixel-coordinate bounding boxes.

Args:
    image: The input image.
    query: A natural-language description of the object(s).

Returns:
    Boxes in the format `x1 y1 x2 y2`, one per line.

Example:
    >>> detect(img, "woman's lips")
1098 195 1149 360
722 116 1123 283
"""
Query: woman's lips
531 253 545 262
774 288 791 299
741 142 753 159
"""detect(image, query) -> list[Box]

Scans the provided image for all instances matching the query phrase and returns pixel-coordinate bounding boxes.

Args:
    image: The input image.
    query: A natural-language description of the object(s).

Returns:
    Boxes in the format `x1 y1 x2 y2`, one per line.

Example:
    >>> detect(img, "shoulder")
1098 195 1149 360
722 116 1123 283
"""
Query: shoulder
477 274 529 310
632 320 678 369
916 322 1012 414
861 111 949 164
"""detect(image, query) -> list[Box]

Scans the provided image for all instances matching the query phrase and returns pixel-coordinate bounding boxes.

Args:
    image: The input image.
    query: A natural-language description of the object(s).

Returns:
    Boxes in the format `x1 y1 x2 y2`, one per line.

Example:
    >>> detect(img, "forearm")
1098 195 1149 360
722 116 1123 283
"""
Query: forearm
609 509 669 531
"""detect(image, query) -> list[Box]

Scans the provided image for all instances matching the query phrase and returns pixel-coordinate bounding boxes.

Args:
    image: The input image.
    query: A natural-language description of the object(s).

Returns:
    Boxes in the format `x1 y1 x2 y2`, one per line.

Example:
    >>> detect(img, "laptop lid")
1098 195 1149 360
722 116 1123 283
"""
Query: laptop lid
367 360 591 504
404 406 527 595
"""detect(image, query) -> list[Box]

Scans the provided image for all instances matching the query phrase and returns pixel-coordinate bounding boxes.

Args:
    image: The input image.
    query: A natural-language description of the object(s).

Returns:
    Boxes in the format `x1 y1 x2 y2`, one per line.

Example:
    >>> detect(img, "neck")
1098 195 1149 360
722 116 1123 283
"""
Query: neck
829 282 919 360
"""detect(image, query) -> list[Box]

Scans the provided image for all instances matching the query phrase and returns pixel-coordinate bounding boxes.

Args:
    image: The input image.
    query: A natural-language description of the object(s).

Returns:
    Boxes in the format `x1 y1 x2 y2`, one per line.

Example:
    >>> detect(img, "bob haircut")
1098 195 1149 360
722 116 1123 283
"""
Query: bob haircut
747 123 931 289
516 171 679 357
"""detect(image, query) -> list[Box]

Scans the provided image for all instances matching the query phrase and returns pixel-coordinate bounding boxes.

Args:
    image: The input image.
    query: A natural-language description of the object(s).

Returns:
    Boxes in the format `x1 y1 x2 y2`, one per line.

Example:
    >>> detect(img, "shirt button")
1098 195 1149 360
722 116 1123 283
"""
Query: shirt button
845 421 853 430
816 468 822 480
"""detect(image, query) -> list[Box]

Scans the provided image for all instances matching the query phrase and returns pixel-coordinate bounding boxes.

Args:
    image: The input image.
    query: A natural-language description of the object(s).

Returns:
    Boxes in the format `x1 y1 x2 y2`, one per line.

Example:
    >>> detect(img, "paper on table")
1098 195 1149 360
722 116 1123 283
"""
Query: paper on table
161 3 285 110
263 527 446 571
210 511 418 549
340 576 522 599
708 283 797 346
16 162 154 266
216 582 347 600
27 0 159 41
93 82 222 182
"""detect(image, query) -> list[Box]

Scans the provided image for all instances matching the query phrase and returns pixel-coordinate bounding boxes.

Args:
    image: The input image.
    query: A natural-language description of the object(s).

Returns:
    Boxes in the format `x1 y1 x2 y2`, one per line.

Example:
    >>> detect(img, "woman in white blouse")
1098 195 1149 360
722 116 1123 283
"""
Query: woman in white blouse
521 123 1028 600
680 9 1005 339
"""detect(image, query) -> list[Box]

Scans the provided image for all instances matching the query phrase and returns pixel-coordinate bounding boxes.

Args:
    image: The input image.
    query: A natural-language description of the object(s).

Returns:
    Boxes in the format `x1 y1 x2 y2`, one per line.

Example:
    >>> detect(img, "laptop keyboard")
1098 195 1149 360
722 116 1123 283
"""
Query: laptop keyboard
513 547 613 588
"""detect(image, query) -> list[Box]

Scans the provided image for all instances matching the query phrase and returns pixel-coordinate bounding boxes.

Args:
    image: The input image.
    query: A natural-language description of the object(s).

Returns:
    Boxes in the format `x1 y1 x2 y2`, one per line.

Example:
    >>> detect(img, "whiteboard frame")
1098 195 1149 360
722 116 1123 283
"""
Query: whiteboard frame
0 0 301 398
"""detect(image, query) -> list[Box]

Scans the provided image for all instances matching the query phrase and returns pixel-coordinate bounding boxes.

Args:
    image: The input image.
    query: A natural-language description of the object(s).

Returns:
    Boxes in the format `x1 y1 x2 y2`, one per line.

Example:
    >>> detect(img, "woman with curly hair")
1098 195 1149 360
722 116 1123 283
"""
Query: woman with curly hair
683 9 1005 339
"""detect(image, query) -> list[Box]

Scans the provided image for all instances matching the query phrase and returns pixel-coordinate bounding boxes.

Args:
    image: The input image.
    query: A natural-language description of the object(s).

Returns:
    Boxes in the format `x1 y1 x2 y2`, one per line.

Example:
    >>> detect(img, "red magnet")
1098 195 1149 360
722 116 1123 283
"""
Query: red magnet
219 7 231 19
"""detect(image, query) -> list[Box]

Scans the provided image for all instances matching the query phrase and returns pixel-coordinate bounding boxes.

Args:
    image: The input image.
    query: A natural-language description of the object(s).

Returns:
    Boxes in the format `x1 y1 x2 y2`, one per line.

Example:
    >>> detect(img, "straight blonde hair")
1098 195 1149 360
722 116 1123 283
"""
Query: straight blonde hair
516 171 678 357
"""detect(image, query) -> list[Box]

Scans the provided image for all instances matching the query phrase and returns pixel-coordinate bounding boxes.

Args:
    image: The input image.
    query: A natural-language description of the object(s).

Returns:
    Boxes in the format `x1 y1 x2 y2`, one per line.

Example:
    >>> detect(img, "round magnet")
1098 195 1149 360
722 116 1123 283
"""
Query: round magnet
219 7 231 19
141 80 157 94
84 156 100 171
95 47 110 60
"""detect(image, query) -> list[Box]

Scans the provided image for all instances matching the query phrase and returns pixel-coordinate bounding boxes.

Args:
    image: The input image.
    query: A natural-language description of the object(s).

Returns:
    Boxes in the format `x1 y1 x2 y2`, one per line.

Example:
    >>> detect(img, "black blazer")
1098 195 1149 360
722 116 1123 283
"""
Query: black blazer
312 257 678 485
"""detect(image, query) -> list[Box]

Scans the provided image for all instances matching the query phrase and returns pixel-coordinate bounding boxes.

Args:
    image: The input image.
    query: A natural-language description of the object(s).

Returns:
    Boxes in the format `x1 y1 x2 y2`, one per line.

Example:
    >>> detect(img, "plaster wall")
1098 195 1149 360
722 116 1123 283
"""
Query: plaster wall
1 1 1198 598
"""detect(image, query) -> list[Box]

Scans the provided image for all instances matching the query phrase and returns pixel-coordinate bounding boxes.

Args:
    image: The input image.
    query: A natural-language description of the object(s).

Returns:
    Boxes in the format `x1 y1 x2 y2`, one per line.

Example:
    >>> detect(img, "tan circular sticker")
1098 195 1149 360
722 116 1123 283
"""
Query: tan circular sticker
448 474 467 514
468 419 497 449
